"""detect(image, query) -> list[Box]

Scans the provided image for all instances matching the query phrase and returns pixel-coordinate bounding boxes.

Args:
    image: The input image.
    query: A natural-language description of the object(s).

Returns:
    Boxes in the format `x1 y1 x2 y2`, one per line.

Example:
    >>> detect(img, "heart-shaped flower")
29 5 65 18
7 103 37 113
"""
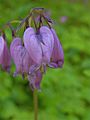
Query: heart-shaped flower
10 37 33 76
23 26 54 65
0 36 11 71
49 28 64 68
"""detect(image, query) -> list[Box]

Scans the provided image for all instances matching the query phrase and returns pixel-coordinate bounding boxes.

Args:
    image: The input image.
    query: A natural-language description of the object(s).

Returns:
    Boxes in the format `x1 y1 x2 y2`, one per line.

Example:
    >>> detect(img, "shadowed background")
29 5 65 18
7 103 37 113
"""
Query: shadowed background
0 0 90 120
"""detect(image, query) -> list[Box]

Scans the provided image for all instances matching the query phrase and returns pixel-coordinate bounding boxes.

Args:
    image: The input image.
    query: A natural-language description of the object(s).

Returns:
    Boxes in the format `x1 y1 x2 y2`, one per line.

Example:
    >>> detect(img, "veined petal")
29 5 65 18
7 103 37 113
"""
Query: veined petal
50 28 64 68
10 37 22 58
40 26 54 56
23 27 42 64
10 38 33 75
14 46 32 75
39 26 54 63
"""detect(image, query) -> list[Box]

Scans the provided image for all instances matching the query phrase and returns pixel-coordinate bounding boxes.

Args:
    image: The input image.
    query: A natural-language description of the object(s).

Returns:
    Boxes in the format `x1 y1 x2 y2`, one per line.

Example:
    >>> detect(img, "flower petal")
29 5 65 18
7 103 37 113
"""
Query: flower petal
0 36 4 63
14 46 32 75
35 70 42 89
40 26 54 56
10 38 33 75
10 37 22 58
50 28 64 68
39 26 54 63
23 27 42 64
0 37 11 71
29 64 40 75
28 70 42 90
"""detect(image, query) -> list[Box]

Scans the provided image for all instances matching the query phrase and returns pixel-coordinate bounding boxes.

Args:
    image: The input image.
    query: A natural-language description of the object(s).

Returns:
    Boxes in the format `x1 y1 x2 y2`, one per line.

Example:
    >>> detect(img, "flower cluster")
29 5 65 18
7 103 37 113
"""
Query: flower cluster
0 8 64 90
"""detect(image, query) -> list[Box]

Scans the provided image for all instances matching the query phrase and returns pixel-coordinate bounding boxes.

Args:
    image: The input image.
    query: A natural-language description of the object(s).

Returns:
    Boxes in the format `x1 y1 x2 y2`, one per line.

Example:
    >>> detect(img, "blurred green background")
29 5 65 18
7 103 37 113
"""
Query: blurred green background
0 0 90 120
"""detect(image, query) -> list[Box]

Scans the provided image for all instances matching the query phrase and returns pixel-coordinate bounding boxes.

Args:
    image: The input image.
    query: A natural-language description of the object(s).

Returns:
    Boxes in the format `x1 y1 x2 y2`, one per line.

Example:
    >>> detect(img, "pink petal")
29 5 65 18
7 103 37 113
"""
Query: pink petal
35 70 42 89
50 28 64 68
2 41 11 71
28 70 42 90
39 26 54 63
0 37 11 71
10 38 33 75
0 36 4 63
15 46 32 75
23 27 42 64
40 26 54 56
10 37 22 58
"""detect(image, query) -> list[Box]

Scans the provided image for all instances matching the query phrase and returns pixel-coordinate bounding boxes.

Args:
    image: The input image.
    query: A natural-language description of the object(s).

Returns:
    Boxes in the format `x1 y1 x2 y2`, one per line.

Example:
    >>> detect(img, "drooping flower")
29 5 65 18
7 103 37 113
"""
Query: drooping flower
0 36 11 72
28 70 42 90
0 8 64 91
23 25 64 90
10 37 44 90
48 28 64 68
10 37 33 76
23 26 54 66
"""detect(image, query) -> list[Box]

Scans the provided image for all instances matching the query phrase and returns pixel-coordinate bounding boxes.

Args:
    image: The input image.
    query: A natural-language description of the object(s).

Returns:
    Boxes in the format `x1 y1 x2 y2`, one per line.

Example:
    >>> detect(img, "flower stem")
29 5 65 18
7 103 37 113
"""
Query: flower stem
33 89 38 120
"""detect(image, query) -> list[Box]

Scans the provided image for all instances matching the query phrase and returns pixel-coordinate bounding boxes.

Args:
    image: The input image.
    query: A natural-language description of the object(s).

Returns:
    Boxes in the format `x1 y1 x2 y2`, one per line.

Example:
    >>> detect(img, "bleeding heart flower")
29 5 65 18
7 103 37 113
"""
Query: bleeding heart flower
0 36 11 72
23 26 54 65
0 8 64 91
10 37 33 76
48 28 64 68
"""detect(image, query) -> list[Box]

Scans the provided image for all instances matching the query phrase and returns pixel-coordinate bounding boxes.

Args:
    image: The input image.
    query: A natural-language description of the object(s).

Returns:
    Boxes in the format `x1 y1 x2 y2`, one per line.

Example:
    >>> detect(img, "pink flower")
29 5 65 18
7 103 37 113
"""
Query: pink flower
48 28 64 68
23 26 54 65
28 70 42 90
0 36 11 72
10 37 33 76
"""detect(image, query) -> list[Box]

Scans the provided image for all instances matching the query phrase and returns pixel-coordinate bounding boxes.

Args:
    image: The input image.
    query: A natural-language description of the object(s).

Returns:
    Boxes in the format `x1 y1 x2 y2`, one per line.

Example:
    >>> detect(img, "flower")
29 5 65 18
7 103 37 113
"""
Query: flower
28 70 42 90
0 36 11 72
23 26 54 90
48 28 64 68
9 25 64 90
23 26 54 65
10 37 33 76
0 8 64 91
10 37 44 90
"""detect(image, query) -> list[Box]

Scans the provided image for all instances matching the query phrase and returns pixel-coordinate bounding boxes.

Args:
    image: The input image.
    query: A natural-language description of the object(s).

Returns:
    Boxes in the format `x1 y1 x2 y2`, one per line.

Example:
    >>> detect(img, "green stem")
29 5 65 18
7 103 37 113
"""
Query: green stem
33 89 38 120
